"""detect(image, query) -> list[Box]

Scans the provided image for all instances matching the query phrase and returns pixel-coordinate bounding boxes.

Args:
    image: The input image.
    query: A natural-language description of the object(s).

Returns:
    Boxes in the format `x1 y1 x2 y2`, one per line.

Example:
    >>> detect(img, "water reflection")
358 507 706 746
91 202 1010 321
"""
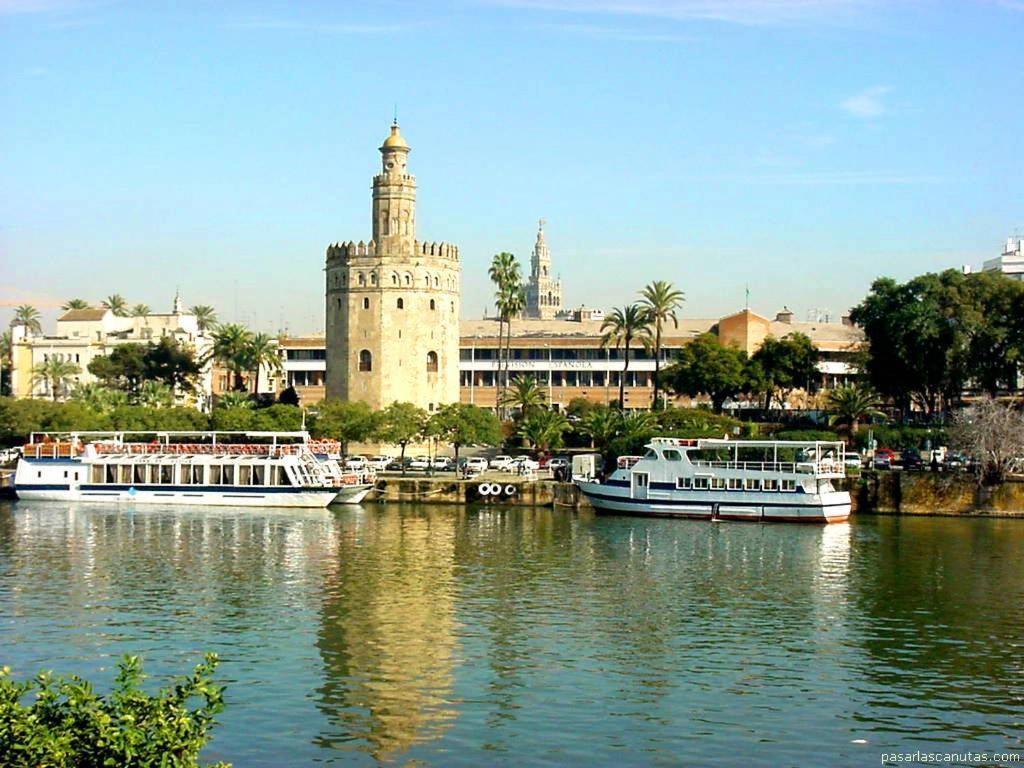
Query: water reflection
315 506 459 760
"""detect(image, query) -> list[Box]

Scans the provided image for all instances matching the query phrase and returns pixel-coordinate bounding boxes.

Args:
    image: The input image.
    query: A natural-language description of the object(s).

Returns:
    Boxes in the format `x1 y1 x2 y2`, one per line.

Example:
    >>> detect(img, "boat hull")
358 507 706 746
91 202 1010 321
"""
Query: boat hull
577 481 850 523
14 483 339 509
332 484 375 505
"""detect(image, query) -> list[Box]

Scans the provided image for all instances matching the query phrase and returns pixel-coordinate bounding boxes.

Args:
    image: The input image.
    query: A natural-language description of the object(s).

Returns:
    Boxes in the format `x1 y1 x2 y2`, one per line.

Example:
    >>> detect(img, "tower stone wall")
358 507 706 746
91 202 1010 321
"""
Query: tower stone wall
325 123 460 412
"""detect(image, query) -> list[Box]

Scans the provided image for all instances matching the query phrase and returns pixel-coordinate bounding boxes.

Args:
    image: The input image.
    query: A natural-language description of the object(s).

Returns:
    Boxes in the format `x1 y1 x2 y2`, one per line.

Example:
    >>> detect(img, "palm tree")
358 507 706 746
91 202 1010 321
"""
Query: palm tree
619 410 658 442
518 409 570 453
500 282 526 413
827 383 885 440
579 407 622 467
501 374 547 416
216 391 253 409
640 280 685 410
600 304 653 410
0 329 11 396
10 305 42 335
71 382 115 411
206 323 254 391
190 304 218 332
247 332 282 394
32 358 80 400
62 298 90 311
137 380 174 408
131 303 151 317
102 294 129 317
488 252 520 416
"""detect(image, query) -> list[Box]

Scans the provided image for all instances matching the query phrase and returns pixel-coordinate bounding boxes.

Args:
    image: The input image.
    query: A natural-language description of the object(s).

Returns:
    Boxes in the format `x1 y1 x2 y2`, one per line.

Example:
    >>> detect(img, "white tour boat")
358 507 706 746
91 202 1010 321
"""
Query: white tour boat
575 437 851 523
14 431 376 508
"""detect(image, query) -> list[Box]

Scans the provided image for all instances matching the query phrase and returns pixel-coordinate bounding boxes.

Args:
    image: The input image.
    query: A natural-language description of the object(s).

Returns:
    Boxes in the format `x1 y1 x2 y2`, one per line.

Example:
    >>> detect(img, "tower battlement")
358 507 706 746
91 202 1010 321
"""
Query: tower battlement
326 240 460 262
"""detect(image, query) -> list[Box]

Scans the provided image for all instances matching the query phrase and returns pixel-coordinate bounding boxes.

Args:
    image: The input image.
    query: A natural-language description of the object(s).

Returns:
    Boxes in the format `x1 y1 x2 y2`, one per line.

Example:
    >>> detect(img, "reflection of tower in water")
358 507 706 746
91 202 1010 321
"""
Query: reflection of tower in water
315 509 458 760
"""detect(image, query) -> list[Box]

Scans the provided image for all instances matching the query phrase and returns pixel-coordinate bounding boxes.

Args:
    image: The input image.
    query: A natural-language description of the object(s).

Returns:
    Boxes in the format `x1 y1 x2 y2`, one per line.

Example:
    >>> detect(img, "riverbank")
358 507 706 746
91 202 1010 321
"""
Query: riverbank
856 472 1024 517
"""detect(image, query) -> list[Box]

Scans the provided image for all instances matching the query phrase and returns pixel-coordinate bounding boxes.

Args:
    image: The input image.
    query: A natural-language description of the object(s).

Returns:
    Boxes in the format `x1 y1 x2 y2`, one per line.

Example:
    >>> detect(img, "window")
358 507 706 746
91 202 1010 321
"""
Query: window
358 349 372 372
160 465 173 484
694 477 710 490
426 351 438 372
711 477 726 490
663 449 682 461
209 465 223 485
397 298 404 309
430 299 436 310
392 273 399 286
404 273 412 286
363 297 370 309
676 477 692 490
763 478 779 491
371 272 378 285
744 478 761 491
275 466 291 487
358 272 366 286
781 479 797 492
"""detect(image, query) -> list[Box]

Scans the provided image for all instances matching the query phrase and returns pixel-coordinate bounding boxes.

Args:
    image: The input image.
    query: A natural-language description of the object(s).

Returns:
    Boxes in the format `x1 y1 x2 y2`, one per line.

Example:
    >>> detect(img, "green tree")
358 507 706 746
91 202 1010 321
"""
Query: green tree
137 380 175 409
144 337 202 393
131 303 151 317
313 399 377 455
639 280 685 410
0 654 229 768
962 271 1024 396
427 403 501 465
10 305 42 335
88 344 148 396
826 383 885 440
61 298 89 311
578 405 622 466
71 382 128 412
610 410 659 457
102 294 129 317
191 304 218 332
749 332 819 410
600 303 653 410
207 324 254 392
501 374 547 416
376 401 427 474
246 332 282 395
252 403 303 431
32 358 80 400
518 408 570 453
663 333 747 413
215 391 253 410
0 330 11 396
489 252 524 417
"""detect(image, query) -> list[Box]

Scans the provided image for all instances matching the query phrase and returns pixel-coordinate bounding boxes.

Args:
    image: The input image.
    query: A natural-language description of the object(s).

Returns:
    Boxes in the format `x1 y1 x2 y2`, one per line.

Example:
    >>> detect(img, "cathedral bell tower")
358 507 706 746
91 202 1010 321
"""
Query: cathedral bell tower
324 123 461 413
525 219 563 319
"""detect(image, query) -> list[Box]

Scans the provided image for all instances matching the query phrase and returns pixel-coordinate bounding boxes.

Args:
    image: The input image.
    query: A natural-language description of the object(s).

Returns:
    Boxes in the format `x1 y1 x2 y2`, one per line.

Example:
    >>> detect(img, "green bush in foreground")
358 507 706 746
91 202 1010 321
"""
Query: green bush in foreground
0 654 229 768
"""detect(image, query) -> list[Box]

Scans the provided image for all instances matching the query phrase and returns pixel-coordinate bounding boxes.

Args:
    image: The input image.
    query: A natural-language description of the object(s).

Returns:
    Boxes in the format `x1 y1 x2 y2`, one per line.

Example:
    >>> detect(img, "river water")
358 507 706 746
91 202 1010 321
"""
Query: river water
1 500 1022 767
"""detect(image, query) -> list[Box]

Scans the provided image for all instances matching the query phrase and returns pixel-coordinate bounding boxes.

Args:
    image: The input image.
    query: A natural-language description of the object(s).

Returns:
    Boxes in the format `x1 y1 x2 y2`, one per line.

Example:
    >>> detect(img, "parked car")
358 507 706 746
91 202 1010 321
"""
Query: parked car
489 455 514 470
843 455 863 471
900 449 924 471
386 457 414 472
510 456 540 472
873 448 896 470
460 457 489 474
408 456 432 471
431 456 453 470
368 455 393 471
345 456 369 471
547 456 570 472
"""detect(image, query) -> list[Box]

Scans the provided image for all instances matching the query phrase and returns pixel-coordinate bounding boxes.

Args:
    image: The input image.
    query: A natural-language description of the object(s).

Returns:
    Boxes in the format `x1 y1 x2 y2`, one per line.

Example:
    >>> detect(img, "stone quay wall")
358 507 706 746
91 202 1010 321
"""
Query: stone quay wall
858 472 1024 517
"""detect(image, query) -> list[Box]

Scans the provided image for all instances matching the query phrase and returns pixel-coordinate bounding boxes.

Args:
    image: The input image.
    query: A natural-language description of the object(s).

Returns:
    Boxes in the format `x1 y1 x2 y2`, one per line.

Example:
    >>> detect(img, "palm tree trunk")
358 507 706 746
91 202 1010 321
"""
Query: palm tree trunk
496 317 504 417
653 323 662 409
620 342 630 410
253 366 260 395
504 316 513 419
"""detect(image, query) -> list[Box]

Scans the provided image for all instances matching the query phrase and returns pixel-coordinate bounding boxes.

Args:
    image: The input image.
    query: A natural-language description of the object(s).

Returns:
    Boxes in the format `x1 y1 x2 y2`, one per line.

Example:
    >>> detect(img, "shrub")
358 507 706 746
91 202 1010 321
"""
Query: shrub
0 654 229 768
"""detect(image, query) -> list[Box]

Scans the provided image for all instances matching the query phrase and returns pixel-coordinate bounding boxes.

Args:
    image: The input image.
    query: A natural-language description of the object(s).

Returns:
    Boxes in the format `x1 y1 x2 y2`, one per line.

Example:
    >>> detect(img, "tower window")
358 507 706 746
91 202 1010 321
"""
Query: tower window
371 273 378 285
434 276 439 287
397 298 404 309
358 350 372 372
358 272 366 286
363 297 370 309
392 273 399 286
426 351 438 373
404 273 412 286
430 299 435 310
337 298 342 309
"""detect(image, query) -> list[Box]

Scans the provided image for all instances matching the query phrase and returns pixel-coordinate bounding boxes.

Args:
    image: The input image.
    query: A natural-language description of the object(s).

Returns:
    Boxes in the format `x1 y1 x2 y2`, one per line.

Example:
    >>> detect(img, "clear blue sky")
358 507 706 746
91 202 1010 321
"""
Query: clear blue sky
2 0 1022 334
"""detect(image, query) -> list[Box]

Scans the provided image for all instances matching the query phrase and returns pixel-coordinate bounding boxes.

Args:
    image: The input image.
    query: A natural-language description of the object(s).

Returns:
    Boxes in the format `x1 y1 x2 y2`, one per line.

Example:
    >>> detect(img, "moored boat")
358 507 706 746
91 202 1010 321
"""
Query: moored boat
575 438 851 523
14 431 376 508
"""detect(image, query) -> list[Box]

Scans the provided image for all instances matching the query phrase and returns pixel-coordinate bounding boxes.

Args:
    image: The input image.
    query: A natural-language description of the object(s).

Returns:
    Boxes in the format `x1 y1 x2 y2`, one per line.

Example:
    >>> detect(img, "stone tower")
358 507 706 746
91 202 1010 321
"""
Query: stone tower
525 219 562 319
325 122 461 412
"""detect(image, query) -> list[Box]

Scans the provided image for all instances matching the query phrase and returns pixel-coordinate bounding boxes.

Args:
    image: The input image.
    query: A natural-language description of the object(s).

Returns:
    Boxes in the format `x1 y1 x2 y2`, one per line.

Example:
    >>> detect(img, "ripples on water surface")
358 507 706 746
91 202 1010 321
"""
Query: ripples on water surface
1 501 1022 766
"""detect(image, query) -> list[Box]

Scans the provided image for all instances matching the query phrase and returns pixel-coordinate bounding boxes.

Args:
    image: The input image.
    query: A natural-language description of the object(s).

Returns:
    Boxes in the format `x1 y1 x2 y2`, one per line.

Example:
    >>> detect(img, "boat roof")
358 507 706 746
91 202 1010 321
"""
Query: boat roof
650 437 844 450
29 430 311 440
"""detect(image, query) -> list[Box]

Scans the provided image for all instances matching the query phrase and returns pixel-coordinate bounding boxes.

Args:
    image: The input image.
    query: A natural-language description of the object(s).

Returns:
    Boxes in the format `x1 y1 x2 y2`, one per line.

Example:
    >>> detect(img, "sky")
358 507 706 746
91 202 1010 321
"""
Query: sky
2 0 1022 335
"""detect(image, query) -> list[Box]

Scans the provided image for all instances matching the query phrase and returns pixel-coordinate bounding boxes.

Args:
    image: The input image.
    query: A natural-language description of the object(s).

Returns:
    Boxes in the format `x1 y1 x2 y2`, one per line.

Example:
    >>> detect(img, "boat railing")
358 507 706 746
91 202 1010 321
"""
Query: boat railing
22 441 81 459
93 442 308 457
690 459 845 476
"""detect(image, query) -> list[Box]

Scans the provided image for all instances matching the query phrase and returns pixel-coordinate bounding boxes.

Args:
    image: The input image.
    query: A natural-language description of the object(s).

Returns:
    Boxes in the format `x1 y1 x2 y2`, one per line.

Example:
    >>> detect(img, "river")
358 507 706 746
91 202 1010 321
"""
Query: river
1 501 1022 766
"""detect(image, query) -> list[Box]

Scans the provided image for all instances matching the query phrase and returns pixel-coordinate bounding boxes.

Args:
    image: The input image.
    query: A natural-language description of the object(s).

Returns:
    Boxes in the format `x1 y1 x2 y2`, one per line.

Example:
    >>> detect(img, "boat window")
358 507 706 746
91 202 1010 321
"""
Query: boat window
781 479 797 492
676 477 692 490
222 465 235 485
133 465 146 485
238 465 252 485
711 477 726 490
727 478 742 491
191 465 204 485
209 465 223 485
744 478 761 491
693 477 710 490
119 465 132 484
663 449 683 462
160 465 174 484
252 465 265 485
275 466 291 486
180 463 192 485
94 465 106 483
645 449 658 460
763 478 778 491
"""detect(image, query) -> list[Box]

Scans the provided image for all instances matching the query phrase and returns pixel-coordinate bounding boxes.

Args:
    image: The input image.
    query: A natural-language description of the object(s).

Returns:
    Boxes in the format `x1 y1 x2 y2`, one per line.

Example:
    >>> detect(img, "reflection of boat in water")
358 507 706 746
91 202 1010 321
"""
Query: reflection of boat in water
14 431 375 508
576 438 851 523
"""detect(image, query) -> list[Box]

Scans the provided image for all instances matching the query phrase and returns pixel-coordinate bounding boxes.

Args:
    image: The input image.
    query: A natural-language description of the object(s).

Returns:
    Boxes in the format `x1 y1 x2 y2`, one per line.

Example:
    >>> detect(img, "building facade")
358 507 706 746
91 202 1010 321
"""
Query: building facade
325 123 461 412
983 237 1024 281
524 220 562 319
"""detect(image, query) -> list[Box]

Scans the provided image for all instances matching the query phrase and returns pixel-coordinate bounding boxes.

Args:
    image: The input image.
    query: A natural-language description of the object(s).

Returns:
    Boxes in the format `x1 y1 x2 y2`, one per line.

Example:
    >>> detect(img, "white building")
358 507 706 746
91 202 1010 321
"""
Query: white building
983 237 1024 281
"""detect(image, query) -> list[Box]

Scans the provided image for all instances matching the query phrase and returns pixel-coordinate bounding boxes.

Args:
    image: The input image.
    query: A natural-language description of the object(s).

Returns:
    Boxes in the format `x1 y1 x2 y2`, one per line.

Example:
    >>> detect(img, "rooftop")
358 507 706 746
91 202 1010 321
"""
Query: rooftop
57 308 109 322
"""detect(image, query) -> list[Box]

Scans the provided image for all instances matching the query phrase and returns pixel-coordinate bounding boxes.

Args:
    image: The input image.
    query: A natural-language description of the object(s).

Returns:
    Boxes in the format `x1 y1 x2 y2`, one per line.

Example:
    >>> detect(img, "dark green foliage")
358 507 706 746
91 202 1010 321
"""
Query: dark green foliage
427 403 502 462
853 424 947 451
0 654 229 768
312 400 378 454
774 429 840 442
89 344 149 394
88 340 202 398
654 406 743 438
748 332 820 409
278 386 300 407
662 333 748 412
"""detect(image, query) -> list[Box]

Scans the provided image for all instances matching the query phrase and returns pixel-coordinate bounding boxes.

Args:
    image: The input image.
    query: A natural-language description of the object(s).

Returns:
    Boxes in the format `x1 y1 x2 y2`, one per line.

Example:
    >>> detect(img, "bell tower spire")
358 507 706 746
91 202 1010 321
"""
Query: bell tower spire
372 121 416 253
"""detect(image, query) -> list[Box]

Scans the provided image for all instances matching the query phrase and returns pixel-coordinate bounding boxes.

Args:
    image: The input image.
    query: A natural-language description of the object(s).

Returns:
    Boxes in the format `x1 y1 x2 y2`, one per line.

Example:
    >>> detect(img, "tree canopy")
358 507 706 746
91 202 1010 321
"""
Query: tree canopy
662 333 747 413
